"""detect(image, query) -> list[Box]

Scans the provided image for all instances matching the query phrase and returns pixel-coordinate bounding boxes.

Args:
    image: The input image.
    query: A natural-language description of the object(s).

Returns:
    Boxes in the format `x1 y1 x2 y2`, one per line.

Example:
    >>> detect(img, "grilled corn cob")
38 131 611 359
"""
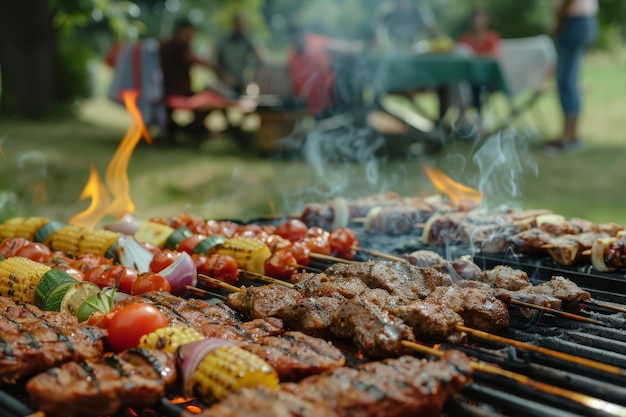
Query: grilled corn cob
215 237 271 275
0 256 75 306
139 326 205 353
183 342 279 404
0 217 49 241
46 225 120 257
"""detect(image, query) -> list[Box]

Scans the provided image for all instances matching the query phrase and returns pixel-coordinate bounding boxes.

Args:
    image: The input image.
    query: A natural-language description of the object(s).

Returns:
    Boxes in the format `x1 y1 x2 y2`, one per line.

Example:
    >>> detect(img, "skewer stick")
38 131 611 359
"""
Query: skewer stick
455 325 625 377
585 299 626 314
239 270 295 288
352 246 409 264
540 244 554 249
196 275 241 292
505 299 606 327
401 340 626 416
309 253 359 264
581 249 592 256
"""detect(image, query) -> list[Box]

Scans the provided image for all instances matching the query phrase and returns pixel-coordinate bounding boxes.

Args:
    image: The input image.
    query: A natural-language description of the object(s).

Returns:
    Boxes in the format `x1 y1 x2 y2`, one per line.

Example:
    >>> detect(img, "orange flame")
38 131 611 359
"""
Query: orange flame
186 405 202 414
422 164 483 209
69 90 151 227
432 343 442 351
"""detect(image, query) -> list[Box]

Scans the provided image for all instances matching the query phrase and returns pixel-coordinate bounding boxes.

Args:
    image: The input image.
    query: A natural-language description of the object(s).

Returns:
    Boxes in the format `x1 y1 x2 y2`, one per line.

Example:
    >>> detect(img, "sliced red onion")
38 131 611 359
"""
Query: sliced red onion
158 252 197 296
179 339 235 398
105 215 141 235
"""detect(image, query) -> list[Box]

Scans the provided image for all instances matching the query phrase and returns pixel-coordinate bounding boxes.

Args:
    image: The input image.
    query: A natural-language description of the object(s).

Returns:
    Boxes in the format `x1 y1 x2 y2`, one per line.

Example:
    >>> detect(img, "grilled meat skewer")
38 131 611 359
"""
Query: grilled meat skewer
0 296 106 384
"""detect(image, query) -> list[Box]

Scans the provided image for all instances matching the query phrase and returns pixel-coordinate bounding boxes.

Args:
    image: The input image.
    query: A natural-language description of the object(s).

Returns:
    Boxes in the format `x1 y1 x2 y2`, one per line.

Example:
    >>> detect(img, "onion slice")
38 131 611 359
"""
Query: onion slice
421 214 441 244
105 215 141 235
115 235 153 273
363 206 382 233
179 339 235 398
331 197 349 230
591 237 616 272
158 252 197 296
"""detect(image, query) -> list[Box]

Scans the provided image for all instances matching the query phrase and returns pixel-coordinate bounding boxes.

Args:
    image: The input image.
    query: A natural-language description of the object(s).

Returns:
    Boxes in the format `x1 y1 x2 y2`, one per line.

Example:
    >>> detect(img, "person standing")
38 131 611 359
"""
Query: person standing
213 14 265 97
547 0 598 153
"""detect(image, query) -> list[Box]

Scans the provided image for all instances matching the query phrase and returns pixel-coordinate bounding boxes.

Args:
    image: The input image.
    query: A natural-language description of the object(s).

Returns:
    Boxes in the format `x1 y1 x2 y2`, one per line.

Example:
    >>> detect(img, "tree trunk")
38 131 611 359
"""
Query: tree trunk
0 0 58 118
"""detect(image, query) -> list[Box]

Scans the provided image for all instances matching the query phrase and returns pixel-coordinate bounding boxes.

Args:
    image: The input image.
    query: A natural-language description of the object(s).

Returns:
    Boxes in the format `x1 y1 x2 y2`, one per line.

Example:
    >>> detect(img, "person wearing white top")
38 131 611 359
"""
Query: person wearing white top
547 0 598 153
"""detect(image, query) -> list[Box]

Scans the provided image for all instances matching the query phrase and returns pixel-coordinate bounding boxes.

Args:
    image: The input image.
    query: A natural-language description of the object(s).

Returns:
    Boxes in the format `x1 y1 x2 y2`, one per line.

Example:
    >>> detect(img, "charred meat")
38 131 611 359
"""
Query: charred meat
226 284 303 319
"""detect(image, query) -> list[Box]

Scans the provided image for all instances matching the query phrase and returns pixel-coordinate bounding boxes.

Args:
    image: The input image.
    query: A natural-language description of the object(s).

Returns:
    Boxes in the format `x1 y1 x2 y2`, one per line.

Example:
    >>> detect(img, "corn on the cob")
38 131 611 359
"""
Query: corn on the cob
187 344 279 404
0 217 49 241
46 225 120 257
216 237 271 275
139 326 205 353
0 256 75 307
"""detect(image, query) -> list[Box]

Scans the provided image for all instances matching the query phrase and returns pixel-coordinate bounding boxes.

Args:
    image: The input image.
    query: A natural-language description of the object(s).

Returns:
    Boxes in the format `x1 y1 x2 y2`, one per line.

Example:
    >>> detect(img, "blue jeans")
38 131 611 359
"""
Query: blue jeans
556 16 598 116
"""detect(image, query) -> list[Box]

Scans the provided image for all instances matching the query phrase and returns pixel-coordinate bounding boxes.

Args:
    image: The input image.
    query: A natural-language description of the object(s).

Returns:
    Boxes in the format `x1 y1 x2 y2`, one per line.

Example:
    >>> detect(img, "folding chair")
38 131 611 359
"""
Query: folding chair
484 35 557 135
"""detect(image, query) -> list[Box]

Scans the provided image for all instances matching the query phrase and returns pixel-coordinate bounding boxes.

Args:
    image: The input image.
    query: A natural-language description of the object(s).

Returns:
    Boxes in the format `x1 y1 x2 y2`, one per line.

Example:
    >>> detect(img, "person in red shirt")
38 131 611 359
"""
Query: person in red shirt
458 7 501 114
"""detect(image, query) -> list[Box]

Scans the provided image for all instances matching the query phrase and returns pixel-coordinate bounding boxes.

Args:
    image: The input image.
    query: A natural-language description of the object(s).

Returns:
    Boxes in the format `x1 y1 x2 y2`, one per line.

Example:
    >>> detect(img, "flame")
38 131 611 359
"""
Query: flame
69 164 111 228
422 164 483 209
186 405 202 414
432 343 442 351
69 90 151 227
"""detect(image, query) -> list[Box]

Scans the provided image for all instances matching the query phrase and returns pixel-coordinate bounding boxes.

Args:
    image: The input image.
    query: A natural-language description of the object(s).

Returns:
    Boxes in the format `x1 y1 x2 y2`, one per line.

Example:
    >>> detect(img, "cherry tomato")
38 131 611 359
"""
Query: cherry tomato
52 265 85 281
218 222 239 238
117 267 138 294
290 241 311 265
15 242 52 263
235 224 263 238
43 252 71 267
306 227 329 239
329 228 359 259
264 234 292 253
275 220 309 242
70 253 112 272
264 251 298 279
130 272 171 295
83 264 137 292
0 237 31 258
303 236 332 255
141 242 161 255
150 250 179 273
195 219 222 236
177 235 206 255
107 303 168 352
194 253 239 285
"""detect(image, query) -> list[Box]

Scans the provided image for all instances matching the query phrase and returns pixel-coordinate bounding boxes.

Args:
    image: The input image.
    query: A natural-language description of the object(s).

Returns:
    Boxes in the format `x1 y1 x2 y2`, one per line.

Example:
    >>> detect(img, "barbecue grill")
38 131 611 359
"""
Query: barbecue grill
2 215 626 417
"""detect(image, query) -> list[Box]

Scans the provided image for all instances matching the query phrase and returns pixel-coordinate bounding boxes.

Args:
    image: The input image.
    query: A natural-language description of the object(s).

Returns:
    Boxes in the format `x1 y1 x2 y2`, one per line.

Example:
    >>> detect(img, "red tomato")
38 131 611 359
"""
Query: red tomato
52 265 85 281
290 241 311 265
177 235 206 255
43 252 71 267
306 227 329 239
117 267 138 294
15 242 52 263
130 272 171 295
195 253 239 285
70 253 113 272
264 234 292 253
83 264 137 292
141 242 161 255
218 222 239 238
275 220 309 242
235 224 263 238
195 219 222 236
303 236 332 255
149 250 179 273
329 228 359 259
264 251 298 279
0 237 31 258
107 303 168 352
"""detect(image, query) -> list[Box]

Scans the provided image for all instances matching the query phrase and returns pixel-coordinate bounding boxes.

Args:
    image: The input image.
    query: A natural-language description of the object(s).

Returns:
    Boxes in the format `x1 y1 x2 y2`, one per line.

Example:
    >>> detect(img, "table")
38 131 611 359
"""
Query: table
358 53 509 95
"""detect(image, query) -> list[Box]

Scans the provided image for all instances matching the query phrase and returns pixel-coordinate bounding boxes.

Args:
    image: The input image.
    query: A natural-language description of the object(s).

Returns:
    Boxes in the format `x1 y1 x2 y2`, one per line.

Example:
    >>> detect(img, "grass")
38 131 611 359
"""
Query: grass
2 49 626 226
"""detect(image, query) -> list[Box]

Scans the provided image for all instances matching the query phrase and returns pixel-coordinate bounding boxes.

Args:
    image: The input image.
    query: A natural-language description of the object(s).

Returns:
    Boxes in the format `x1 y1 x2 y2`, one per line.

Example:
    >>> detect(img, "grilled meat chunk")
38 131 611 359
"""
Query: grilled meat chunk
27 348 177 417
425 286 509 332
330 294 415 358
275 296 343 336
546 232 606 266
366 206 426 235
283 350 472 417
243 331 345 381
523 276 591 312
227 284 303 319
478 265 531 291
202 385 340 417
0 297 106 384
404 250 446 267
197 317 284 342
326 261 447 299
294 273 369 299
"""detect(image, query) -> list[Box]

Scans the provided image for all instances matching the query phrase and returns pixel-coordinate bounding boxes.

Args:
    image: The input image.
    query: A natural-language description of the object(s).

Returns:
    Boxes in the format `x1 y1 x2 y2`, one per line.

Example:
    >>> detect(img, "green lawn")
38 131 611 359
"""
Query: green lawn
1 50 626 226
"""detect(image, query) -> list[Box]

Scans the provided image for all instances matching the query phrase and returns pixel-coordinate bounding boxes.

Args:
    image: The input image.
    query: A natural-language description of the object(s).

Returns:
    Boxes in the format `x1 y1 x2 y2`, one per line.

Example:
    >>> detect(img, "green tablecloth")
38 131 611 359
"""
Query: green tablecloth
360 53 509 95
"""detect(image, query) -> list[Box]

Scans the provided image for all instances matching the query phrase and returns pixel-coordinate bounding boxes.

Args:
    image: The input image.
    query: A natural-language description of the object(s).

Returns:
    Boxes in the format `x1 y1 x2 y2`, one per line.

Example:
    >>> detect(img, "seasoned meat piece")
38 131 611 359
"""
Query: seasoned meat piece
523 276 591 312
27 349 177 417
202 386 340 417
326 261 446 299
123 292 242 327
284 351 471 417
244 331 345 381
198 318 284 342
404 250 445 267
594 222 624 236
301 203 335 230
275 297 343 336
291 271 315 284
425 286 509 332
295 273 369 299
0 298 106 384
449 255 482 281
546 232 605 266
330 294 415 358
494 288 563 311
227 284 303 319
367 206 423 235
479 265 531 291
511 228 553 254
